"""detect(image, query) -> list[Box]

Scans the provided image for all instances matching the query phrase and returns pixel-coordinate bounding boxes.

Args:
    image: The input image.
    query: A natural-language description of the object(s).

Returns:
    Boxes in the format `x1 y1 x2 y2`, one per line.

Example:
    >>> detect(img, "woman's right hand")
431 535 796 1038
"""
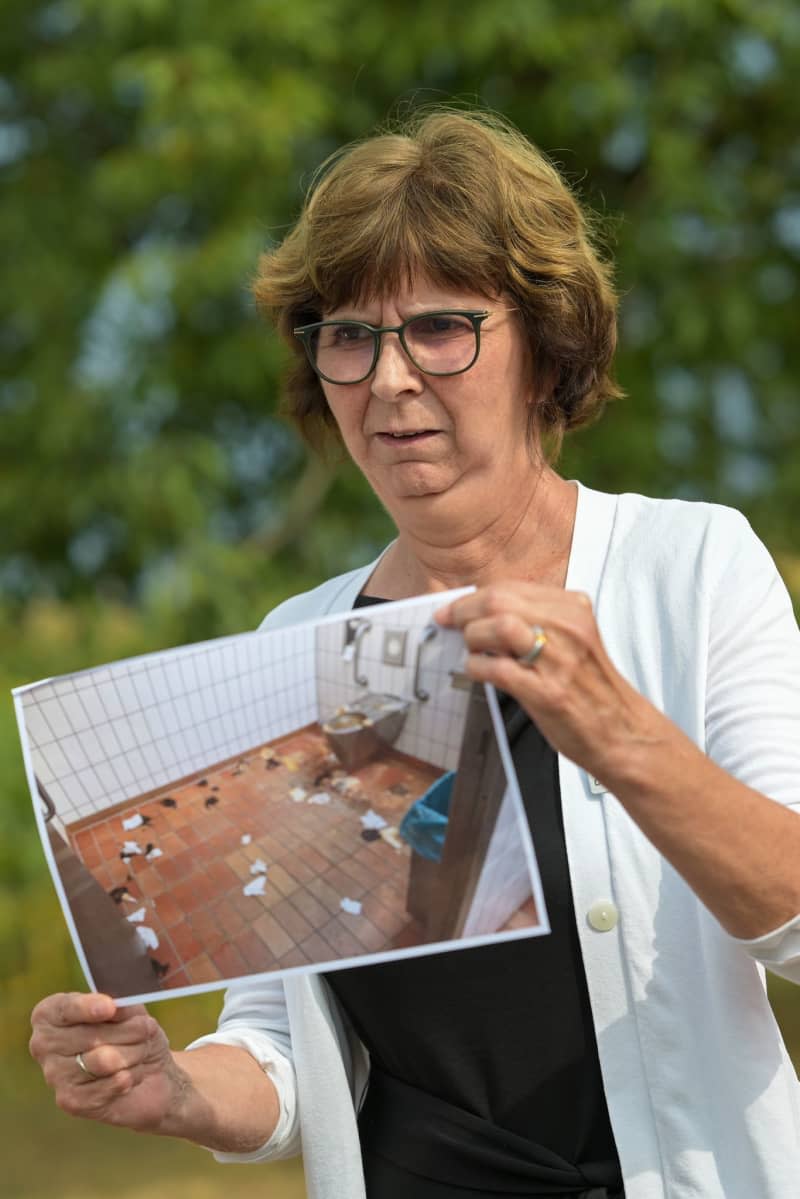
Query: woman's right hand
29 992 182 1132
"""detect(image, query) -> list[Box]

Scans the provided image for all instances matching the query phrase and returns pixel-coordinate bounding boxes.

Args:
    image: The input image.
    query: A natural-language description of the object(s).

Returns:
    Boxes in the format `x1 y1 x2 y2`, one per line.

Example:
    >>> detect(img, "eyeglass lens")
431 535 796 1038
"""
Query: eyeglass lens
310 313 479 383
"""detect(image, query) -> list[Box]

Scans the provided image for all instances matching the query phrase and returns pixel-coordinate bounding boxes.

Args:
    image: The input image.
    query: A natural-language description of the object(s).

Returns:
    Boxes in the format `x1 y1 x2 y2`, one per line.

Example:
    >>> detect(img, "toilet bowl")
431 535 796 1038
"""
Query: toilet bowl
322 692 410 770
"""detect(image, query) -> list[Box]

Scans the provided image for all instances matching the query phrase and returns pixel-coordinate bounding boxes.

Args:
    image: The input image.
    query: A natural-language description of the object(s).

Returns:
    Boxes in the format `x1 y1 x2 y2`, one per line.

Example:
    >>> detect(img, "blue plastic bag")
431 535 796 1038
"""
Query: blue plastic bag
398 771 455 862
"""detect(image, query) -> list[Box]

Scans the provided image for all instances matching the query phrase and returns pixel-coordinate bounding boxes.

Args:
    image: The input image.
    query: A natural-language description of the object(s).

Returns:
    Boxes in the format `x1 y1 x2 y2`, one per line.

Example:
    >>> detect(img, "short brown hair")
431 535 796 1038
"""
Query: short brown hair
253 107 622 459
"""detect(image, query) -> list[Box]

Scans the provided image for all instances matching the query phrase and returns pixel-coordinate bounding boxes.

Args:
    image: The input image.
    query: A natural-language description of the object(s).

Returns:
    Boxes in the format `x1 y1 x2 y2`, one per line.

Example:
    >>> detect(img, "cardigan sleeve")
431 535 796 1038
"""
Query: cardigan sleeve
184 976 302 1162
703 507 800 983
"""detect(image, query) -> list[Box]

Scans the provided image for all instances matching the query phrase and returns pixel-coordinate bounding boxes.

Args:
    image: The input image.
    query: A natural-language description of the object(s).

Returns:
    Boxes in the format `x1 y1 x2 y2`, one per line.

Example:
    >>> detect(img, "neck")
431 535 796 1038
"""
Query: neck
368 466 577 598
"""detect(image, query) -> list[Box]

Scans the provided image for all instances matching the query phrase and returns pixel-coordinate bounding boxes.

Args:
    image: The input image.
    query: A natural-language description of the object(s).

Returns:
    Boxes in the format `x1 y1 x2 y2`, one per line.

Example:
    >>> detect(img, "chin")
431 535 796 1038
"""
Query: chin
384 466 458 501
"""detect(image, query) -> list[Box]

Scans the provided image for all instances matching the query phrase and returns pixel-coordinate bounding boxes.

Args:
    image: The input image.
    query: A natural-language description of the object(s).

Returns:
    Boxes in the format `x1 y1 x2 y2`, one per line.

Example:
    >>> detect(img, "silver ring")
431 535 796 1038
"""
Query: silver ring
76 1051 99 1081
517 625 548 666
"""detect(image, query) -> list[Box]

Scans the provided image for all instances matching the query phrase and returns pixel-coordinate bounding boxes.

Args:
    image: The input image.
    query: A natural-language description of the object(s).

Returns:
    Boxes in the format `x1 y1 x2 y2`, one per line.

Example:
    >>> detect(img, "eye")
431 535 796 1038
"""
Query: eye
408 313 473 339
318 323 373 350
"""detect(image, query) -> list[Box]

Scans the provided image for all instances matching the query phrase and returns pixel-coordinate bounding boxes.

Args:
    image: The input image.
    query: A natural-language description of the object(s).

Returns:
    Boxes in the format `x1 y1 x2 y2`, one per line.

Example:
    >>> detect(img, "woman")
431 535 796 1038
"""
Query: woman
29 110 800 1199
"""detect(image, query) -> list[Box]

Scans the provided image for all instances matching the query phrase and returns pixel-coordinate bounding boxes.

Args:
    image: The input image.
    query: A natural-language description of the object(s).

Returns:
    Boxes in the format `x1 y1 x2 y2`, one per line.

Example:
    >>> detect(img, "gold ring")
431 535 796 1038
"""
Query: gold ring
76 1051 99 1081
517 625 547 666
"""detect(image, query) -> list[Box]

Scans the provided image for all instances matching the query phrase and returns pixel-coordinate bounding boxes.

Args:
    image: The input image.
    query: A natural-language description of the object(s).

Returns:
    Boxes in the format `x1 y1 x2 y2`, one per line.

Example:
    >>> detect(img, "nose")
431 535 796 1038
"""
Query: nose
369 331 423 401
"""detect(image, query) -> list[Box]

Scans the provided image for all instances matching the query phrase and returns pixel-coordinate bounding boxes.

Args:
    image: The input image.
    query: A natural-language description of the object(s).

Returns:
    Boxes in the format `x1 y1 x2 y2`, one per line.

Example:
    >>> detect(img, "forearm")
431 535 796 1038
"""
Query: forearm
603 696 800 940
157 1044 281 1155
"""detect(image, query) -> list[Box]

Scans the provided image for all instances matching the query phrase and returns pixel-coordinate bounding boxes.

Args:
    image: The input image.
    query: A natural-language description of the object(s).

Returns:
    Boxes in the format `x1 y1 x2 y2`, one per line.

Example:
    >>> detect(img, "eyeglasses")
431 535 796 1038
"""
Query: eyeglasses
293 309 492 385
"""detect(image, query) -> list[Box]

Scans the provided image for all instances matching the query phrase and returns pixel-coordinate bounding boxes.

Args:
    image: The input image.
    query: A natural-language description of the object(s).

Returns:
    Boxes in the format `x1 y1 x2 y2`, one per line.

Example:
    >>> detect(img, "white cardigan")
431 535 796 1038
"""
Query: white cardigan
190 483 800 1198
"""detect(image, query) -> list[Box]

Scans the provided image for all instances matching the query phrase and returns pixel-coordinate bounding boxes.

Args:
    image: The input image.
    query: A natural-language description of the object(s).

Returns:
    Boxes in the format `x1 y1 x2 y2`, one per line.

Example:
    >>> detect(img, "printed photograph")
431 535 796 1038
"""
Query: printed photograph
15 594 548 1003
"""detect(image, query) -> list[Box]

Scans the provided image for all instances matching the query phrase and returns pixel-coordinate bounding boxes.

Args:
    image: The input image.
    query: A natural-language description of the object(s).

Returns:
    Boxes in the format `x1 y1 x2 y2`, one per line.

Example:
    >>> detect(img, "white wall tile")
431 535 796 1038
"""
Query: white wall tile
110 755 135 787
93 681 125 722
110 717 138 754
75 766 106 803
131 671 157 709
20 702 54 748
38 698 74 740
114 677 140 711
38 738 70 776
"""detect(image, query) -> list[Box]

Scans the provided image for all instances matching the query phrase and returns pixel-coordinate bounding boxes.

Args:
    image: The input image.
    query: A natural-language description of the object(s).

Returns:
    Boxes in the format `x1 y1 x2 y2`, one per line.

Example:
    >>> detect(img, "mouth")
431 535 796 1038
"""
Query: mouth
376 429 441 445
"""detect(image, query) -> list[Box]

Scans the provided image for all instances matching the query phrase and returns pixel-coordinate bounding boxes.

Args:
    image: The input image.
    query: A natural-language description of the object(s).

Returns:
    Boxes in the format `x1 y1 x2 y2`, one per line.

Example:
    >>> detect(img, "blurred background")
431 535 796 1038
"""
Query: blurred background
2 1 799 1195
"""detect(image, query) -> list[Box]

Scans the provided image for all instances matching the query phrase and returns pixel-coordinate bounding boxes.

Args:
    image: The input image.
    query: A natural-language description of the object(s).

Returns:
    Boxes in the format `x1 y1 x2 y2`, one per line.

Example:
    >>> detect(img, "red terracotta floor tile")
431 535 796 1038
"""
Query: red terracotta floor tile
166 919 204 964
135 865 166 898
211 897 247 941
361 895 407 938
234 927 278 973
205 859 241 893
211 942 249 980
341 912 390 953
171 876 208 916
162 968 190 990
153 891 184 928
338 853 391 891
299 932 337 964
265 862 302 898
252 911 296 959
230 888 265 921
274 853 318 887
278 946 311 970
321 863 367 900
157 851 195 886
289 888 330 930
318 917 368 960
188 909 226 957
224 850 254 881
157 831 190 857
270 897 315 945
185 953 222 984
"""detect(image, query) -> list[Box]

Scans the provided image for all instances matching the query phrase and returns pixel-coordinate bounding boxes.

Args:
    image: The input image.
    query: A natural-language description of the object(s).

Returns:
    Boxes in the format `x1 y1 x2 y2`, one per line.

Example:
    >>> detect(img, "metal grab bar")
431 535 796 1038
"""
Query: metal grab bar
345 617 372 687
413 623 438 700
37 777 56 823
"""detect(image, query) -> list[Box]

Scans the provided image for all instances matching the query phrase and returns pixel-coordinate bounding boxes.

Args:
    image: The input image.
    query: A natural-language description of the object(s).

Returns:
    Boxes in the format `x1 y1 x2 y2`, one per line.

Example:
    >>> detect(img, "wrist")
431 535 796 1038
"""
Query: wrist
592 693 683 800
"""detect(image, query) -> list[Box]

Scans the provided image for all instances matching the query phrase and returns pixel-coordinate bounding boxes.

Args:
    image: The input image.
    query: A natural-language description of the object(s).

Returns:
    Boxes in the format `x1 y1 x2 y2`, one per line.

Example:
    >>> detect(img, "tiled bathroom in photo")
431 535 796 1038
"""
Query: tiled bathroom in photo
18 597 543 1000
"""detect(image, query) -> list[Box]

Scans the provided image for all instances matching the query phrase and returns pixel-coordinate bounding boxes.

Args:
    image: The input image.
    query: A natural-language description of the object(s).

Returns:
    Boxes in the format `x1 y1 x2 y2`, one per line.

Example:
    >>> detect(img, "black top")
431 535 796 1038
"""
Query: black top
325 593 623 1197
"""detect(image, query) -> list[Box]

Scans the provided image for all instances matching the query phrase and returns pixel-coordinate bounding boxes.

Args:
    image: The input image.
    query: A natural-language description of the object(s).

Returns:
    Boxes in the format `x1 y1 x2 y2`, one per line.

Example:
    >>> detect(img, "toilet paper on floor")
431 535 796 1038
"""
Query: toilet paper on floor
243 875 267 896
360 809 387 831
134 925 159 951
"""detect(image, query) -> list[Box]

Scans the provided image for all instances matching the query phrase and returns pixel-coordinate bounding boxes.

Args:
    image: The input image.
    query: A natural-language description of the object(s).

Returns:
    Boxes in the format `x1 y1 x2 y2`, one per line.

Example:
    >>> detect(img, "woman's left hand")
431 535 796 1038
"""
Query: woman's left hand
436 582 666 788
438 581 800 940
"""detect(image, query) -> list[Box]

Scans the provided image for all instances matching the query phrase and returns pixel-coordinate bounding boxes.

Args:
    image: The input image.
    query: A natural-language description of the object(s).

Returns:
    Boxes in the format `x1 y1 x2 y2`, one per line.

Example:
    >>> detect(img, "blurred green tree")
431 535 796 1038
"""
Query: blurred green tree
2 0 799 640
2 9 799 1193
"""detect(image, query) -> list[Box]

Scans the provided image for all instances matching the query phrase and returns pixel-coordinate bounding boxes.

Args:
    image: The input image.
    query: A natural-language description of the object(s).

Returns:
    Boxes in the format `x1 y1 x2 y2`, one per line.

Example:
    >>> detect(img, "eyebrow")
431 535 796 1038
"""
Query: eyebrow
322 303 484 322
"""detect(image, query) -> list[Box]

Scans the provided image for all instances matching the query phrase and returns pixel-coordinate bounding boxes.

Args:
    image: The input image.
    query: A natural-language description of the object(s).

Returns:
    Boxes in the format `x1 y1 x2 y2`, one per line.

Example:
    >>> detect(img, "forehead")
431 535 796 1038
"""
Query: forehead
323 274 496 318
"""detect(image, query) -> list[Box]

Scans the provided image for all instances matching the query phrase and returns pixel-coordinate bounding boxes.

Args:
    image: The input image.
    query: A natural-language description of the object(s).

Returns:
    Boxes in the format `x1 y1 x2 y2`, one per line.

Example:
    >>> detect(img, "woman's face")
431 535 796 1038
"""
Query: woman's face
319 277 539 528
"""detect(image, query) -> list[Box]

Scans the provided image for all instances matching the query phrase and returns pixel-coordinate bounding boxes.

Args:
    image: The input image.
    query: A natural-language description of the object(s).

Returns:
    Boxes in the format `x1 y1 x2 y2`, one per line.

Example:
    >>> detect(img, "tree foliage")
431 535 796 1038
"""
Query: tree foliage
1 12 799 1182
2 0 799 634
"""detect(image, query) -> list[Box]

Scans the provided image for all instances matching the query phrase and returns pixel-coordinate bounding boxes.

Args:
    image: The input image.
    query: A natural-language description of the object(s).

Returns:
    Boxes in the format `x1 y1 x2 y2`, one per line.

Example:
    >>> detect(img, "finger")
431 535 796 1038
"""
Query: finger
60 1013 158 1056
437 585 593 632
69 1035 159 1084
31 1008 158 1062
459 614 547 660
435 586 530 629
31 992 117 1031
56 1065 139 1118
